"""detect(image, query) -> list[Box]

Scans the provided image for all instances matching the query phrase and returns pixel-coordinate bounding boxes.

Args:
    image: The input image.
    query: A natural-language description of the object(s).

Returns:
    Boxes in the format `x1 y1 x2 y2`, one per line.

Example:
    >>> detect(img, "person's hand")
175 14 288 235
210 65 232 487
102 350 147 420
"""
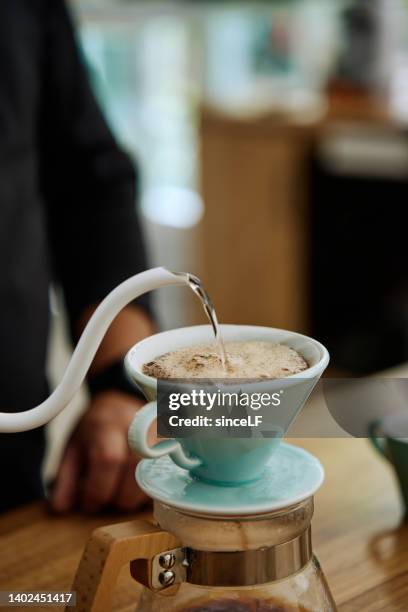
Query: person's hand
51 391 148 513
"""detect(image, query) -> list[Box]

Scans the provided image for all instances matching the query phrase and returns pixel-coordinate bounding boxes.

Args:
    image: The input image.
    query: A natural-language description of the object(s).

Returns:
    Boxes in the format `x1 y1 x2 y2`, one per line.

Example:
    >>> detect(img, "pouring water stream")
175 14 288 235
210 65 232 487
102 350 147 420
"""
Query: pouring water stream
187 273 228 371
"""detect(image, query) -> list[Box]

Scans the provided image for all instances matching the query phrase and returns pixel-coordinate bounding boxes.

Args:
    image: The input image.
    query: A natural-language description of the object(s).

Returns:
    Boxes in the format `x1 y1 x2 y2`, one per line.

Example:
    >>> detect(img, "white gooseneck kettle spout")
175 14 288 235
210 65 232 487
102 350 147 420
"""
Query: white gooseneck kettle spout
0 267 191 433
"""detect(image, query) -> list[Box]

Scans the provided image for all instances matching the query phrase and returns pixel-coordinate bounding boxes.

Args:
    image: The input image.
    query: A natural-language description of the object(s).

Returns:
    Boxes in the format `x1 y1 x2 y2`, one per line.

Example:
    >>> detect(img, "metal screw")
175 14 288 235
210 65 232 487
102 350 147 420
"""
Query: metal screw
158 570 175 587
159 553 176 569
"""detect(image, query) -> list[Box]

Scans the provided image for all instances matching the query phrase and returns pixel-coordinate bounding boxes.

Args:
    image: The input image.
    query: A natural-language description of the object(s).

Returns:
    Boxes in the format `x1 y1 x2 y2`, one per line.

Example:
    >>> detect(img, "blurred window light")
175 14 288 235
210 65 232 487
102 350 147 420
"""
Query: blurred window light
142 186 204 229
203 0 340 119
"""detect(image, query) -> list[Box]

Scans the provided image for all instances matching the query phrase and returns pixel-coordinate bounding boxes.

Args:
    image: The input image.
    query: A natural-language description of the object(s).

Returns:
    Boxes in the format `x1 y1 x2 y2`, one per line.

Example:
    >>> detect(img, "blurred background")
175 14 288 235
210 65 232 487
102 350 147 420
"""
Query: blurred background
49 0 408 419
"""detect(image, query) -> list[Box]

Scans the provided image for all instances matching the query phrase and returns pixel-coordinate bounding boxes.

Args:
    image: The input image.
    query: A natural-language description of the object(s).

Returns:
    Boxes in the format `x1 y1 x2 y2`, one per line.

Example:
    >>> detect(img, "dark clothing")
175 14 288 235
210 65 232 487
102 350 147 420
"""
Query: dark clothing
0 0 149 512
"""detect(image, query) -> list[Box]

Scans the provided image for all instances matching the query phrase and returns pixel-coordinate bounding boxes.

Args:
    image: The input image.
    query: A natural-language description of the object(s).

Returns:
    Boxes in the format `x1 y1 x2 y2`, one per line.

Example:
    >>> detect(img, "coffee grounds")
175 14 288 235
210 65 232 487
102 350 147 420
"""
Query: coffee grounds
143 341 308 380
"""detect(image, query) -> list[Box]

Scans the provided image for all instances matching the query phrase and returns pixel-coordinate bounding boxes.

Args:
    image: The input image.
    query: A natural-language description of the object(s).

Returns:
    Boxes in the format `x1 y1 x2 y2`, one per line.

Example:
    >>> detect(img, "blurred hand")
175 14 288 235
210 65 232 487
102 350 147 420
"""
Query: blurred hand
51 391 148 513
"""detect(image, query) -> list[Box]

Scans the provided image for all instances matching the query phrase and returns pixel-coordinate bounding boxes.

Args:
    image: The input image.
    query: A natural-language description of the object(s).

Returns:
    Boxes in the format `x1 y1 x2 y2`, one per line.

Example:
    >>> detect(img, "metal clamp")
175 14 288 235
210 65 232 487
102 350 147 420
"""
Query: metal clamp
130 527 312 591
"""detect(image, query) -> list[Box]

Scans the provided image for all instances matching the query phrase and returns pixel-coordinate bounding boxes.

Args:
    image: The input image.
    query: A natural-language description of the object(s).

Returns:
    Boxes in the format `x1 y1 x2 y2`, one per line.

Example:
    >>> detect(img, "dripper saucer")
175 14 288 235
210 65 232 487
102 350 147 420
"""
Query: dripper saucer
136 442 324 516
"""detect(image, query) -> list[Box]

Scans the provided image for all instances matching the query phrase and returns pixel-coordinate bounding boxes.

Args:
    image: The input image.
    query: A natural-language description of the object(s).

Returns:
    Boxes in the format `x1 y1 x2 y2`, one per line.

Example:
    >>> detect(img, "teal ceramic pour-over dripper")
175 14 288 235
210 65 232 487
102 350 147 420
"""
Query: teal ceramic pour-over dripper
126 324 329 487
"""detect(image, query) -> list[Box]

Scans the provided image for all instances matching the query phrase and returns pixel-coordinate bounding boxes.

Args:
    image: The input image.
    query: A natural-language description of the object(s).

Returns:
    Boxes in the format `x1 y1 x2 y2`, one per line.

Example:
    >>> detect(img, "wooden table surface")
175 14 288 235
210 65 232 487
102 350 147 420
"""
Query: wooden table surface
1 376 408 611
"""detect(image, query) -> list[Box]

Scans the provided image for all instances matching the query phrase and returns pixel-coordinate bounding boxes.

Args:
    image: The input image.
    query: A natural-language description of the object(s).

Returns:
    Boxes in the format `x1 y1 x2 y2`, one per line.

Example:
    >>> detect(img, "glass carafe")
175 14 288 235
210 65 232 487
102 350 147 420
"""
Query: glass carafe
132 499 336 612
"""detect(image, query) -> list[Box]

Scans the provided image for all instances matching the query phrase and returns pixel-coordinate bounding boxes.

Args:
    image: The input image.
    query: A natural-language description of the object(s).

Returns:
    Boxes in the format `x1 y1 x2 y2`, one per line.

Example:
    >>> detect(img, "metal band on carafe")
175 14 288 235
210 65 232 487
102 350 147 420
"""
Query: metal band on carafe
131 527 312 591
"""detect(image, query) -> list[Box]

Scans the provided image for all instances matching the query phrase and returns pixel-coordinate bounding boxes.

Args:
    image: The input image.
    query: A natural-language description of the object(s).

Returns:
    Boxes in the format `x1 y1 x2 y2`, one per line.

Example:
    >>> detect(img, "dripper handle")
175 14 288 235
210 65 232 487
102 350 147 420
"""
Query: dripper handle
0 267 190 432
128 402 202 470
